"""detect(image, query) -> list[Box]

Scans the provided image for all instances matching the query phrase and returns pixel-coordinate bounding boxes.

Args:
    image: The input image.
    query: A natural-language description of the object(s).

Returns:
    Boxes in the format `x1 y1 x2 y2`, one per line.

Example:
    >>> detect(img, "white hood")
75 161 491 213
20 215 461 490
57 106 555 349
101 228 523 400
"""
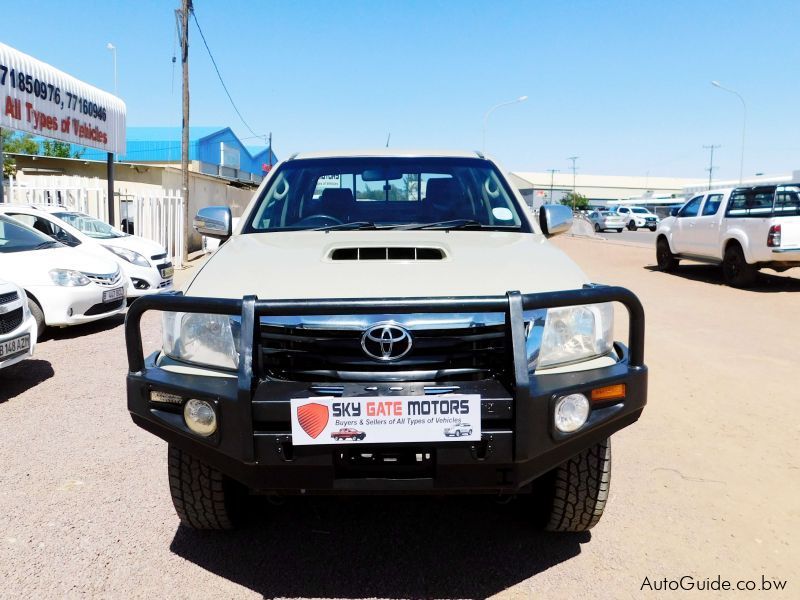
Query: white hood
0 245 119 288
101 234 167 258
185 231 588 300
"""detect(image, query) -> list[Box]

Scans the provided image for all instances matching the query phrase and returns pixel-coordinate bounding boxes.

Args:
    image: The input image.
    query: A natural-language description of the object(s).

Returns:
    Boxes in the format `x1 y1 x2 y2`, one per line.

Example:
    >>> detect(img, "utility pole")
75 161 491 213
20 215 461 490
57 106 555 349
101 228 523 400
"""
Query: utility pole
268 132 273 167
547 169 559 204
703 144 720 190
567 156 579 208
179 0 192 265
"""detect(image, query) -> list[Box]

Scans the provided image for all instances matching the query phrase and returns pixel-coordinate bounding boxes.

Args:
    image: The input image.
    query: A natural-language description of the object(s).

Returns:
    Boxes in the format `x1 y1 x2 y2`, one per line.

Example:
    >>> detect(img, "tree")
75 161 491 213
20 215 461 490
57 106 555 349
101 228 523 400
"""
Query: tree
561 191 589 210
2 130 40 177
42 140 73 158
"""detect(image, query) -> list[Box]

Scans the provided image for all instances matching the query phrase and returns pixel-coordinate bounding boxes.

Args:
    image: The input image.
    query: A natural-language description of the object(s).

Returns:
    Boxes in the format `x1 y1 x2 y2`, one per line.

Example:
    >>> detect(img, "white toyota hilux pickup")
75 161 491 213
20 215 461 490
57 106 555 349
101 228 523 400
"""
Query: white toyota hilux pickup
656 185 800 287
125 151 648 532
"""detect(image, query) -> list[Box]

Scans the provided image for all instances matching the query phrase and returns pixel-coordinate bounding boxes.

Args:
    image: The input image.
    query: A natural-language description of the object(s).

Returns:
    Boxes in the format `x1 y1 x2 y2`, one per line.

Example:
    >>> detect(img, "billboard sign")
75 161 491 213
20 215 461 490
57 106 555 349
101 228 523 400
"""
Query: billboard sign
0 42 126 154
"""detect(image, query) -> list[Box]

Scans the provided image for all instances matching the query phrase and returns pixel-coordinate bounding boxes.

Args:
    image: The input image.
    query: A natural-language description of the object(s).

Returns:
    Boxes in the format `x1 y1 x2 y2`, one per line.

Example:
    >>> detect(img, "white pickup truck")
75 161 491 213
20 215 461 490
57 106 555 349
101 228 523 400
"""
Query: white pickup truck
655 184 800 286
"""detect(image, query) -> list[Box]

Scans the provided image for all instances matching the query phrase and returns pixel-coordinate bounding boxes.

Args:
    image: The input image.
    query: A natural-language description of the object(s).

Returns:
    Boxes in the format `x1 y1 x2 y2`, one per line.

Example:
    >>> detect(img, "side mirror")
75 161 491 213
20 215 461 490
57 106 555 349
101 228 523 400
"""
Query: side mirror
670 208 679 217
194 206 232 240
538 204 573 237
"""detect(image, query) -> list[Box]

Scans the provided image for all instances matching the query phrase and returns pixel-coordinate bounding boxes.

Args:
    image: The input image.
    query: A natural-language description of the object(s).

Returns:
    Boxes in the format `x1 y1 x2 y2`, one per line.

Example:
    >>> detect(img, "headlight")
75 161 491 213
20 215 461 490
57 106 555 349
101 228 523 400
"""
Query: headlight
49 269 90 286
536 303 613 369
162 312 240 370
104 245 149 267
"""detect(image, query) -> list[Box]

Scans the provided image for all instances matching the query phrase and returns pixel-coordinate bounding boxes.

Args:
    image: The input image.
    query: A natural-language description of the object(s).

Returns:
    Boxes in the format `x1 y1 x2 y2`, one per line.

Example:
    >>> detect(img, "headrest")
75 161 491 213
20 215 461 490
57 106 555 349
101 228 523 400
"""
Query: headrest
319 188 355 206
425 178 457 201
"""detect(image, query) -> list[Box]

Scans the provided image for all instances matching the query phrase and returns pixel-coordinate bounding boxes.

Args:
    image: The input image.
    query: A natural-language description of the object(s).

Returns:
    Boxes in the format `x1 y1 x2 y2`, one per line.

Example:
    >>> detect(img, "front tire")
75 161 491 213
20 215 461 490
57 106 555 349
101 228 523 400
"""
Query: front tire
594 223 601 232
27 299 45 342
627 220 637 231
648 225 657 232
656 238 678 272
540 439 612 532
168 445 244 530
722 243 757 288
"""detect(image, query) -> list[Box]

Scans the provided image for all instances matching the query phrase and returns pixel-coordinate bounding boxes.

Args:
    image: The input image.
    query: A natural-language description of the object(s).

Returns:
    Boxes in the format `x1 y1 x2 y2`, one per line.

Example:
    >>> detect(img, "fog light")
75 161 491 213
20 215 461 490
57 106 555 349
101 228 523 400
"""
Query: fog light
554 393 590 433
183 399 217 436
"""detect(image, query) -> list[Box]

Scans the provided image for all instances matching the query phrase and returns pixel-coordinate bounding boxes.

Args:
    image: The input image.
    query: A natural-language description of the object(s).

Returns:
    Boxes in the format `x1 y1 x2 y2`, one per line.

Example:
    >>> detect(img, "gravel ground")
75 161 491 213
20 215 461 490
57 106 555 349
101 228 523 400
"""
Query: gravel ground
1 241 798 599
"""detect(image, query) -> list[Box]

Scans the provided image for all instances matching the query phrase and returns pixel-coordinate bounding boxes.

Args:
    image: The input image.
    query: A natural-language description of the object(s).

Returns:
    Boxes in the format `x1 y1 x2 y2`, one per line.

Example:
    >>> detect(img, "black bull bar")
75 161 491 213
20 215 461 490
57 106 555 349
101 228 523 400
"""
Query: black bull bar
125 286 645 469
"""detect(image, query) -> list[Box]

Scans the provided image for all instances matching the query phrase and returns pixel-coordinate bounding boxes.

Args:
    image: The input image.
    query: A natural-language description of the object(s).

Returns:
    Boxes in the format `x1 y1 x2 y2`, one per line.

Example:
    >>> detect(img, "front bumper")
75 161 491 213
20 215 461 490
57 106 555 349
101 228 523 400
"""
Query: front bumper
123 261 174 298
33 284 127 326
125 287 647 493
0 313 37 370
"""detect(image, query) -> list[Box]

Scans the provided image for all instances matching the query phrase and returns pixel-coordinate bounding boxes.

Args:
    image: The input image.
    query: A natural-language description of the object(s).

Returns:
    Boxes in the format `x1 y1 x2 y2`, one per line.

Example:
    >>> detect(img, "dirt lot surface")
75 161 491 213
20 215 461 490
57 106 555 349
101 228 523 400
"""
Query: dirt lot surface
1 239 798 599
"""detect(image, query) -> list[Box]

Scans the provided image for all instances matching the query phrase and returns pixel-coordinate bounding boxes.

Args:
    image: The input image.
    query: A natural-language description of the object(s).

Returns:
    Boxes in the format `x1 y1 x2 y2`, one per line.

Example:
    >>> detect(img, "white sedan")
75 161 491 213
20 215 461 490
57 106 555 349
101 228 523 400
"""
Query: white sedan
0 215 127 339
0 278 37 370
0 205 174 298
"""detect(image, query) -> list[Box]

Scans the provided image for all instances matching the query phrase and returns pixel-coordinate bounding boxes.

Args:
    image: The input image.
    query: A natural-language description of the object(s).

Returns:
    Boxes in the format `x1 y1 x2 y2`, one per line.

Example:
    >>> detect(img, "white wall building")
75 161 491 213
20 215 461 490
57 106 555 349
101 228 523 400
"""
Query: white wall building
509 172 705 209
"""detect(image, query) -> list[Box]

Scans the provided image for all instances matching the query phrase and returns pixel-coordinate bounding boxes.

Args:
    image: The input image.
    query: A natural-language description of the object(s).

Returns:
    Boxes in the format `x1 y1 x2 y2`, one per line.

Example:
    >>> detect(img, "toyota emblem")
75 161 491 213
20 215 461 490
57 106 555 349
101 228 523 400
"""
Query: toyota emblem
361 323 413 361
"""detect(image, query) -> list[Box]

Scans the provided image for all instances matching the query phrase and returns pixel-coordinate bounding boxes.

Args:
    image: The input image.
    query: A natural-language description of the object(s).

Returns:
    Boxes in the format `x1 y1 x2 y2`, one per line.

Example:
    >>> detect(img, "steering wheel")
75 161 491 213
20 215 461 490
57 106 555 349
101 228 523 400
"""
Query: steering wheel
293 214 344 227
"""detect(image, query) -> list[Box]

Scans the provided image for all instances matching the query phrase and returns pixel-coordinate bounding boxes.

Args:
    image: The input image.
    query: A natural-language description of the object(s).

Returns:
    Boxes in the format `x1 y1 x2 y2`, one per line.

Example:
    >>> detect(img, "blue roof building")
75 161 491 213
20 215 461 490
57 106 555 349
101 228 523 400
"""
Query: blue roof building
76 126 277 184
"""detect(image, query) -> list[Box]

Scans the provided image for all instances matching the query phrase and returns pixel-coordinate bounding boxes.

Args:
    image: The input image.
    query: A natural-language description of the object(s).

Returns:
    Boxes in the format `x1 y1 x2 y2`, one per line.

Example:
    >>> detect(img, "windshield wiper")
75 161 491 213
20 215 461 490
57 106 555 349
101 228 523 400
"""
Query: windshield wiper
34 240 61 249
394 219 485 230
312 221 379 231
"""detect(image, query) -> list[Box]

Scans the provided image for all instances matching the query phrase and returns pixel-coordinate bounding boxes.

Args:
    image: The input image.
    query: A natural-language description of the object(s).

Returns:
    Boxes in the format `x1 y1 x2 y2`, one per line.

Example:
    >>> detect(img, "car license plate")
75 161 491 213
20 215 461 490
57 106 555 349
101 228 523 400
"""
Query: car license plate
102 287 124 303
0 334 30 359
160 265 174 279
290 394 482 445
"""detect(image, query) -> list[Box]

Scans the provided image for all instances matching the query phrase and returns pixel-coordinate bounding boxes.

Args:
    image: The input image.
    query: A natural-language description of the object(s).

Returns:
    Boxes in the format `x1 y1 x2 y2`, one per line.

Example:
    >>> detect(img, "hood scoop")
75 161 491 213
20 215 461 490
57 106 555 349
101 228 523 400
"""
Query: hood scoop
329 246 446 261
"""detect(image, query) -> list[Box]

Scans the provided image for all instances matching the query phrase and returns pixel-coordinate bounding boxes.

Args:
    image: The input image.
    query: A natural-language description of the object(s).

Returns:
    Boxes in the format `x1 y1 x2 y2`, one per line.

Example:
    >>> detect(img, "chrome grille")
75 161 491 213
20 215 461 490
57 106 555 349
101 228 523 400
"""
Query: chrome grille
84 271 122 287
0 307 23 335
0 291 19 305
259 322 508 382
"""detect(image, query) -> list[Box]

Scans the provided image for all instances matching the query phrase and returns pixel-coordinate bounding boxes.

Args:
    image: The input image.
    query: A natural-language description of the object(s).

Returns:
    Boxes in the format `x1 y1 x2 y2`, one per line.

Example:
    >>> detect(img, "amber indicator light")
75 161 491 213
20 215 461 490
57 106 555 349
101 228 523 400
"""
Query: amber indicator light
591 383 626 402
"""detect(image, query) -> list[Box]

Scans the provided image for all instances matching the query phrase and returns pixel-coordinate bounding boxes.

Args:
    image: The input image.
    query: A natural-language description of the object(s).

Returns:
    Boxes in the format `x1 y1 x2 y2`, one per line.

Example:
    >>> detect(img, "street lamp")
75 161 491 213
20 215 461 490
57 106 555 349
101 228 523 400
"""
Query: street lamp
107 43 117 96
482 95 528 153
711 80 746 184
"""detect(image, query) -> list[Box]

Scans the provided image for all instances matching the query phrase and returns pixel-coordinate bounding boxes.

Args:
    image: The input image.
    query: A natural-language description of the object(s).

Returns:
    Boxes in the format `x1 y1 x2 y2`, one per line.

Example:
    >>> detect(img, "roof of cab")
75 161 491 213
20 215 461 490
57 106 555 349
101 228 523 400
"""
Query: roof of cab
290 149 485 160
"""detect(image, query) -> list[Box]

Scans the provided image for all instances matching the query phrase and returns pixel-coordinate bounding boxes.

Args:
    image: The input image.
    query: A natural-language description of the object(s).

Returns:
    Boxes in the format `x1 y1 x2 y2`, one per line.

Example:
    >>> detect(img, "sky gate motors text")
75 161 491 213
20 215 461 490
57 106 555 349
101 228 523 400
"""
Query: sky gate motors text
331 398 471 418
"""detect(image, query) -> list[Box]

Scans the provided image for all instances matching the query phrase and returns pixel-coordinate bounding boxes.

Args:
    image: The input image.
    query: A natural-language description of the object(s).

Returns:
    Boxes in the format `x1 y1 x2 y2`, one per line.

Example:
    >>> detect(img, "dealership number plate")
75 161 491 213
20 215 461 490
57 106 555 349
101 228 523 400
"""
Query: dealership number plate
0 334 30 359
160 265 174 279
102 287 124 303
290 394 481 446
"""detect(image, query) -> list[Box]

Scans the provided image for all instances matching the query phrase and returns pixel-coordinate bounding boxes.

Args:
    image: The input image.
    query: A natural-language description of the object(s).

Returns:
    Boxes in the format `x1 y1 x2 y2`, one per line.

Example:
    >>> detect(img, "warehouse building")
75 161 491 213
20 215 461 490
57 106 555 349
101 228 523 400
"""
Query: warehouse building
509 172 704 209
75 126 276 185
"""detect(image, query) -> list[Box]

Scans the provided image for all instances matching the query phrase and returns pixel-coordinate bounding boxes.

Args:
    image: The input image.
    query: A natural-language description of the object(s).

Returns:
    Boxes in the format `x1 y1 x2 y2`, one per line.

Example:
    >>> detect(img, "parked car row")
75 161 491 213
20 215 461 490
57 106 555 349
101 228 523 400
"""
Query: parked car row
0 205 174 371
588 206 660 232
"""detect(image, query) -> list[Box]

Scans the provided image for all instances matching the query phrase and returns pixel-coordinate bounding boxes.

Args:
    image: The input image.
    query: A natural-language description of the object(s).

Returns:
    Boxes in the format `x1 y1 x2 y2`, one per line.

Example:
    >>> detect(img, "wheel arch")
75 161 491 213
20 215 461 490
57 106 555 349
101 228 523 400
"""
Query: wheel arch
23 289 47 322
656 233 675 253
722 232 753 263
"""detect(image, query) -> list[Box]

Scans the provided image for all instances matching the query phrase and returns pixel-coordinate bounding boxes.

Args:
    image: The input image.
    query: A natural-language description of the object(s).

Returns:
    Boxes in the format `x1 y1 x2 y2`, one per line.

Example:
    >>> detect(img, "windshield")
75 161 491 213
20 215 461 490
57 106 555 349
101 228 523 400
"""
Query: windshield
244 157 529 232
53 211 126 239
0 215 63 253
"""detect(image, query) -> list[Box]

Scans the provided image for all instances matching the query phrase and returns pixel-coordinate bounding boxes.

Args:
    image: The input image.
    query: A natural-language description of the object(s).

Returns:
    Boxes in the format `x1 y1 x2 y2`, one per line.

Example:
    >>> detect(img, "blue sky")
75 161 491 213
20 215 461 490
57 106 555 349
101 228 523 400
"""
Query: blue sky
3 0 799 180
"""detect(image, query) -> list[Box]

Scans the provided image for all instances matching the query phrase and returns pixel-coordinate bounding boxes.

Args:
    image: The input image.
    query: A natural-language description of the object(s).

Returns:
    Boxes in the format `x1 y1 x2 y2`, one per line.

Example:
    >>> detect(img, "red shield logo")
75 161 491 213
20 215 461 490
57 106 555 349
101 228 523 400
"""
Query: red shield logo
297 403 329 439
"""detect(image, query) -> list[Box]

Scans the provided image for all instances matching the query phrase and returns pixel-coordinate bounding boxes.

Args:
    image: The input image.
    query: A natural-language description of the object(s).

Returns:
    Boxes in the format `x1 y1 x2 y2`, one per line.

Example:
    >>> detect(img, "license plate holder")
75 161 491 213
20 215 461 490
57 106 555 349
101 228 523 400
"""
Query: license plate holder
0 333 30 359
290 394 481 446
160 265 174 279
102 287 125 303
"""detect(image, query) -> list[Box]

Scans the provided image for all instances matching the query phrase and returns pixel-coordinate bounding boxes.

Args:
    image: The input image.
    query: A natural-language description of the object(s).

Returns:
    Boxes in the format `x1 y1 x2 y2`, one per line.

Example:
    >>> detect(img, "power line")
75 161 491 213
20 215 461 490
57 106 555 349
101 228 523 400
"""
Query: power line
191 5 263 140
